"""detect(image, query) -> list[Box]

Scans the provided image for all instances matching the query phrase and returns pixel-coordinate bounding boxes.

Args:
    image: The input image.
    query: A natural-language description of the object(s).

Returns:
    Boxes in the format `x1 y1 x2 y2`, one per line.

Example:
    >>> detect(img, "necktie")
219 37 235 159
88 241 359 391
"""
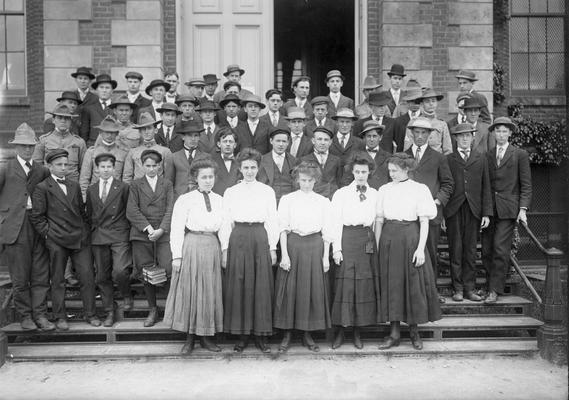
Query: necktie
201 191 212 212
101 179 108 202
415 146 422 163
497 147 504 166
340 135 346 148
317 119 322 127
102 101 107 109
166 127 171 145
291 135 301 157
318 153 326 165
275 156 283 172
207 126 212 138
460 149 469 161
393 91 399 105
24 161 32 177
367 148 378 153
223 155 234 161
186 147 194 165
356 185 367 202
272 114 278 127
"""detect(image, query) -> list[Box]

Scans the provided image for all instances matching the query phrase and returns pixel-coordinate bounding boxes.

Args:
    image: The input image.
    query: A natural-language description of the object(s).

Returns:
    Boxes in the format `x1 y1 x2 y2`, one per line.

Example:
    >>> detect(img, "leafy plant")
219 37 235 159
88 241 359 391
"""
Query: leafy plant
493 62 506 106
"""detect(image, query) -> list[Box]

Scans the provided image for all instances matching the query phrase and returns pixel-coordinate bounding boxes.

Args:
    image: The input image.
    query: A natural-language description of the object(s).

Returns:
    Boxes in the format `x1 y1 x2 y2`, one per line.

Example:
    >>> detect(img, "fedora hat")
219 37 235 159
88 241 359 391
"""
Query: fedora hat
223 64 245 77
455 70 478 81
331 108 357 121
240 93 266 109
387 64 406 77
291 75 311 88
91 74 118 90
71 66 95 80
417 88 444 102
56 91 82 105
108 94 137 110
361 76 382 90
124 127 141 140
451 123 477 136
219 94 241 108
94 115 120 132
9 123 38 146
368 91 391 107
310 96 330 107
407 117 435 131
156 102 182 115
175 94 200 106
47 104 78 118
402 80 423 102
203 74 220 85
134 112 161 129
360 120 385 137
458 97 483 110
312 126 334 139
45 149 69 164
325 69 345 82
125 71 143 81
185 77 205 87
177 120 205 135
145 79 171 95
284 107 307 120
488 116 516 132
195 100 221 112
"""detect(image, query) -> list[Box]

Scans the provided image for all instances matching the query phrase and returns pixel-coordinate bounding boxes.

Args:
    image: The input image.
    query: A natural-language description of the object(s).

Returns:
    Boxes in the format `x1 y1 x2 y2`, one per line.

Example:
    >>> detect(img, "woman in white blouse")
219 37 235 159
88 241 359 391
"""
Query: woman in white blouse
274 161 332 353
219 148 279 353
330 153 381 350
163 157 223 353
375 153 441 351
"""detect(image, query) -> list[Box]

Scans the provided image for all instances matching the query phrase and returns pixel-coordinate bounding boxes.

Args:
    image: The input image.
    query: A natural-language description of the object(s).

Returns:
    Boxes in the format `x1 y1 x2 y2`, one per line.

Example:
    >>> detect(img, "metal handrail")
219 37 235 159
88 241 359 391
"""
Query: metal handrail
518 221 549 255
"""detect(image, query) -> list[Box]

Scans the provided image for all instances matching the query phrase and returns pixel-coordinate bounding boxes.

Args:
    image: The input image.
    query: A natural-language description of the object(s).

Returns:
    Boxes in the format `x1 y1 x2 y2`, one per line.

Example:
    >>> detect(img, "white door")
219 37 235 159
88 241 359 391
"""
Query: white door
177 0 274 96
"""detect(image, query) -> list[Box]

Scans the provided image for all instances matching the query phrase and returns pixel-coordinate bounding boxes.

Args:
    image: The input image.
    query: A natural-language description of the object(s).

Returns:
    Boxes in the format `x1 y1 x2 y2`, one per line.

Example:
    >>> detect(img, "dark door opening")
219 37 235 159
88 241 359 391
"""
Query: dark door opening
274 0 355 101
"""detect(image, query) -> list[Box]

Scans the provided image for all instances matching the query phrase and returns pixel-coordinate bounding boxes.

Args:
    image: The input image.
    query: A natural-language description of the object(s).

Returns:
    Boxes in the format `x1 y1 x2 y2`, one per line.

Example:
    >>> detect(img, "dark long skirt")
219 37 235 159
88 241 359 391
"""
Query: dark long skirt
274 233 331 331
223 223 274 336
378 220 442 325
331 225 380 327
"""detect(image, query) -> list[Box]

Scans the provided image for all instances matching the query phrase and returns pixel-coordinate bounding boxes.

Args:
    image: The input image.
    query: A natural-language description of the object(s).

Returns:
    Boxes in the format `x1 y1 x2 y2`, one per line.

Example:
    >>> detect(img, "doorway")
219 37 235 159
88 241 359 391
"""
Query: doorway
274 0 355 100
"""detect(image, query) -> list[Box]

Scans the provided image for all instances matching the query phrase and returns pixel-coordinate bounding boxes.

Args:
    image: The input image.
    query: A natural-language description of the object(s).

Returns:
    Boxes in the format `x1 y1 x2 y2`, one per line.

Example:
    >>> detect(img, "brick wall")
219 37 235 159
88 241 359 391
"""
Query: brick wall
367 0 381 78
163 0 176 72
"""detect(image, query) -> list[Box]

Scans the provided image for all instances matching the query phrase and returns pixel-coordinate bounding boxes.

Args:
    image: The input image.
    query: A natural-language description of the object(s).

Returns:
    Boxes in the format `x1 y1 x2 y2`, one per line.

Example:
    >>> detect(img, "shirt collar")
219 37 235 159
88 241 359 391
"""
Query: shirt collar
412 143 427 153
52 174 64 182
100 176 113 185
146 175 158 184
272 151 285 159
337 132 350 141
100 98 110 106
16 155 29 169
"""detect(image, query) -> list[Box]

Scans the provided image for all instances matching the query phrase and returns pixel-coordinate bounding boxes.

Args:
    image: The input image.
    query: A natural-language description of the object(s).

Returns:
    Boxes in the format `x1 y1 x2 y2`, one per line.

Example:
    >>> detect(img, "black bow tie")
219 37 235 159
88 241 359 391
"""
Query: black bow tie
367 148 378 153
223 155 234 161
356 185 367 193
56 179 66 185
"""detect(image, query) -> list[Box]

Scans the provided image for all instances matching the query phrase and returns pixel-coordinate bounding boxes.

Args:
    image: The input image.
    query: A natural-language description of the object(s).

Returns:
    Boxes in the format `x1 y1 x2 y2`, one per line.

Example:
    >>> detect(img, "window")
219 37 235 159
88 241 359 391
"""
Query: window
510 0 565 94
0 0 25 96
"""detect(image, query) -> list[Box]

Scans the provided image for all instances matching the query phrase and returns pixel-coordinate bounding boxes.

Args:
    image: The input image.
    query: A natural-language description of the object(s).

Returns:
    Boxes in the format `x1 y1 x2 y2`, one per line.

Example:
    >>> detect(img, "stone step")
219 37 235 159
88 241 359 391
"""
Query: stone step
5 339 539 362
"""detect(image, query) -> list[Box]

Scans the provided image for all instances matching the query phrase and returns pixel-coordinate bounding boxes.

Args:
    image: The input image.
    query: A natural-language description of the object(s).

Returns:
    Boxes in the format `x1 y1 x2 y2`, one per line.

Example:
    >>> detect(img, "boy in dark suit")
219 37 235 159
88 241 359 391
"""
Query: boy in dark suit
301 127 342 199
445 123 493 302
482 117 532 304
171 120 206 198
325 69 355 117
234 94 272 155
86 153 132 326
0 124 53 331
155 103 183 153
283 76 313 119
353 92 396 153
196 100 221 154
211 127 240 196
71 66 97 107
329 108 364 183
305 97 336 138
285 107 313 158
31 149 100 330
80 74 117 146
260 89 287 129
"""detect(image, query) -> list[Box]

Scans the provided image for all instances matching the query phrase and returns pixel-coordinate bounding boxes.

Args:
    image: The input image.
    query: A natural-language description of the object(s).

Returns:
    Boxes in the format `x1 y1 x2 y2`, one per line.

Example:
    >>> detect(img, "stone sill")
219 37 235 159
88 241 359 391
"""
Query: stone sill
509 95 566 107
0 96 30 107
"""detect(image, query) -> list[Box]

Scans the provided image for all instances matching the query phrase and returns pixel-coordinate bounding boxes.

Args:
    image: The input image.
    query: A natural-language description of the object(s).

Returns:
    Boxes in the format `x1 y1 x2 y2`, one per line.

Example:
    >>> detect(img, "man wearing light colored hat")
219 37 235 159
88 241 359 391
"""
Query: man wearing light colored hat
234 93 272 155
393 79 423 151
43 90 82 136
355 76 382 119
305 96 336 138
353 92 396 153
284 107 313 158
155 102 184 153
0 123 53 331
455 70 491 123
329 108 364 175
125 71 151 113
325 69 355 118
185 77 206 100
283 76 313 120
213 64 254 104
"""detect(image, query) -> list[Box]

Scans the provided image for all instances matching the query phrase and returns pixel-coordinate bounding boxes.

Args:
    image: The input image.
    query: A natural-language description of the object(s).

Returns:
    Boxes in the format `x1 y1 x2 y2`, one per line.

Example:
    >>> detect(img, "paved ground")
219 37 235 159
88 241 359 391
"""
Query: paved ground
0 356 566 400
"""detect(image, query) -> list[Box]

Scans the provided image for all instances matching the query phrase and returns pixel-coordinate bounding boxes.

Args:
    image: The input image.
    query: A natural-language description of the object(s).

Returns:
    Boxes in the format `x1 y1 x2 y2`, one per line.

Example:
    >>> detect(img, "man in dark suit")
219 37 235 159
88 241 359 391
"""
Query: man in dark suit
217 94 243 130
353 92 396 153
455 70 491 124
260 89 288 129
301 126 342 199
211 127 240 196
30 149 100 330
329 108 364 183
393 80 423 151
175 94 202 125
234 94 272 155
125 71 151 121
482 117 532 304
164 72 180 104
458 97 493 154
381 64 406 116
445 123 493 302
196 100 221 154
0 124 53 331
137 79 170 121
305 96 336 138
285 107 313 159
257 128 296 204
283 76 313 119
406 117 454 303
86 153 132 326
447 92 471 133
71 66 97 109
155 102 183 153
202 73 220 102
171 121 206 198
325 69 355 117
80 74 117 146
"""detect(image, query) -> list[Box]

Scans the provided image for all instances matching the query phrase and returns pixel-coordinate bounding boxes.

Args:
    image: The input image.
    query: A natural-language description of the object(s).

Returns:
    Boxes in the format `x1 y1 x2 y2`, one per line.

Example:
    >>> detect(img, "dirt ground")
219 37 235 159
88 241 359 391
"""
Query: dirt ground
0 356 566 400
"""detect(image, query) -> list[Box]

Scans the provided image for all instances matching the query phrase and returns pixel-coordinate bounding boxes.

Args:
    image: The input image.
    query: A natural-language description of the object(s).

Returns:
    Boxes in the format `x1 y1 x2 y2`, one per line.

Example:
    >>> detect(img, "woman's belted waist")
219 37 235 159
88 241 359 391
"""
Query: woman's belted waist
384 219 417 226
234 221 263 227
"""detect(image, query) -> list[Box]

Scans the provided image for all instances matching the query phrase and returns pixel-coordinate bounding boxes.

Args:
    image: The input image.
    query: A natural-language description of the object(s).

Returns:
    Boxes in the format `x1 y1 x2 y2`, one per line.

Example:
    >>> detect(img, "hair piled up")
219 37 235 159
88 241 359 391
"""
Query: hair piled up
189 155 218 178
236 147 262 167
292 160 322 182
346 151 376 174
388 152 417 171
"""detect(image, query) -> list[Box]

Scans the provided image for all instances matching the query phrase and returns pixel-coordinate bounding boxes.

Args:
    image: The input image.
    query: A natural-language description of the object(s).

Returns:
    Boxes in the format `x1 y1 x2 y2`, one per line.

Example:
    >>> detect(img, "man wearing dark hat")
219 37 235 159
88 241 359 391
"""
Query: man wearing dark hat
80 73 117 147
0 123 53 331
34 104 87 182
92 95 138 152
447 92 471 132
393 80 423 151
196 100 221 154
381 64 406 115
155 103 183 153
43 91 82 136
164 72 180 104
71 66 97 107
125 71 151 115
445 123 493 302
355 75 382 119
353 92 396 153
325 69 355 118
171 120 207 198
234 94 272 155
283 76 313 120
457 96 492 154
202 73 220 102
213 64 253 104
285 107 313 159
31 149 100 329
123 112 174 184
80 115 128 199
329 108 364 178
305 96 336 138
257 128 296 204
456 70 491 123
175 94 201 124
482 117 531 304
185 77 206 100
260 89 287 129
218 94 244 130
138 79 171 122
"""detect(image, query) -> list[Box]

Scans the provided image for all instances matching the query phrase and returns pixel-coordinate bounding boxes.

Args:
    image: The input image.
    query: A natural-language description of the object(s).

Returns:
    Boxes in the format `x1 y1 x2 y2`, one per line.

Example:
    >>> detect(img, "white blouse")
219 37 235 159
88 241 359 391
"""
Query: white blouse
330 181 378 253
170 190 223 259
278 190 333 243
219 180 279 251
376 179 437 222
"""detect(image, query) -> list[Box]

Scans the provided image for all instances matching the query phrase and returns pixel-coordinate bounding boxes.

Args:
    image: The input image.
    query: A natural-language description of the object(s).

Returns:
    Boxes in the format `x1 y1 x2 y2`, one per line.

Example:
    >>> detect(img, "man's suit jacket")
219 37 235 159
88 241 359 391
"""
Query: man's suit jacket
126 176 174 243
234 119 271 155
211 152 240 196
486 144 532 220
301 152 342 199
155 125 184 153
31 176 90 250
75 90 98 108
80 101 115 145
327 94 355 117
198 125 220 154
283 99 313 120
449 121 492 155
469 91 491 123
0 159 49 244
257 152 297 186
131 94 152 122
259 112 288 130
406 146 454 223
444 150 493 220
287 134 314 159
353 116 395 153
304 118 336 138
329 134 365 177
394 113 413 152
380 90 401 115
341 149 390 189
216 109 248 124
171 149 206 199
86 178 130 245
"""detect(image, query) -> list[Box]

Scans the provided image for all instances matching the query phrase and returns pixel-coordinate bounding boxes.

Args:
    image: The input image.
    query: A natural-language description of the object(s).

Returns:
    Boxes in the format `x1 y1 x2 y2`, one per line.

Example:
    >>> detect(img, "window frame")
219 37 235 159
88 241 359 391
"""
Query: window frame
0 1 27 98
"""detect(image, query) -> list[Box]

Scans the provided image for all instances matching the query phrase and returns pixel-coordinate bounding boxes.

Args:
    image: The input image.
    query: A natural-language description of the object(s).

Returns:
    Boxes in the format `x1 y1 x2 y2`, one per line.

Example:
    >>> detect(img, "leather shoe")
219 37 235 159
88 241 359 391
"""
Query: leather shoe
200 336 221 352
465 291 483 302
123 296 134 312
279 331 292 353
353 328 363 349
86 316 102 327
66 276 79 286
332 329 344 349
484 291 498 304
21 317 37 331
103 311 114 327
234 336 249 353
302 332 319 352
378 336 400 350
144 307 158 327
438 295 446 304
254 336 271 353
452 292 464 302
181 335 195 354
35 316 55 331
409 331 423 350
55 318 69 331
